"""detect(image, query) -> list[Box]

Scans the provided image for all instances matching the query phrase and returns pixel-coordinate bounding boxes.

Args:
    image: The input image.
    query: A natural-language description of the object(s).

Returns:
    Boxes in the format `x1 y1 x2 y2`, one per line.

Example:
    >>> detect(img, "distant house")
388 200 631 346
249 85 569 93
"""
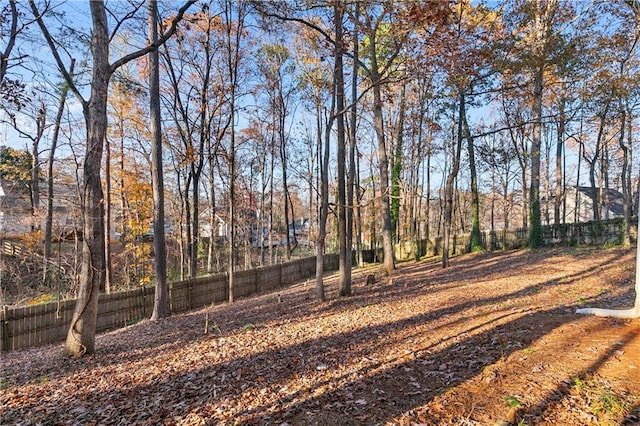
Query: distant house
288 217 311 247
288 217 309 237
0 178 33 235
199 207 230 240
560 186 625 223
0 177 80 238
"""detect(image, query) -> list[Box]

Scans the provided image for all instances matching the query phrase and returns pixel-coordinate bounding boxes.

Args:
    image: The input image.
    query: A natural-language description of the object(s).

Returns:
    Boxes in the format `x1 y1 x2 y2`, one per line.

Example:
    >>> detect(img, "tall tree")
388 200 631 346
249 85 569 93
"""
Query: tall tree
221 0 248 303
505 0 566 247
347 0 361 268
30 0 194 356
441 94 465 268
293 18 333 301
148 0 169 320
360 4 398 275
256 42 297 259
333 0 350 296
44 63 74 285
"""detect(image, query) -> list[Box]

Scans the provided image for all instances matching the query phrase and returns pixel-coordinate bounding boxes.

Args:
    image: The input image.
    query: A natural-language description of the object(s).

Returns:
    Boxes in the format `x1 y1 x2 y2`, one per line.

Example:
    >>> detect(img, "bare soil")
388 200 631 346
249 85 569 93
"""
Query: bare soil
2 246 639 425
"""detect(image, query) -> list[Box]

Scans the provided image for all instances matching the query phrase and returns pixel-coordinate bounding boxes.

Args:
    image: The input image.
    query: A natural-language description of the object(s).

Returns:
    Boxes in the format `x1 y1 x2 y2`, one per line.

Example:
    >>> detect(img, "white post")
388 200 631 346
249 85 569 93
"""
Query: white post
576 191 640 318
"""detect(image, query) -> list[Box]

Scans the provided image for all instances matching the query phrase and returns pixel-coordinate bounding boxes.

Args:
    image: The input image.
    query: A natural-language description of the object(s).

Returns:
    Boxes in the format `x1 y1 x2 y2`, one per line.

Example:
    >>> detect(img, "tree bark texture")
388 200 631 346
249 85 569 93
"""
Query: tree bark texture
335 0 350 297
64 1 110 356
149 0 169 321
367 23 395 274
462 101 481 252
528 65 543 248
442 94 464 268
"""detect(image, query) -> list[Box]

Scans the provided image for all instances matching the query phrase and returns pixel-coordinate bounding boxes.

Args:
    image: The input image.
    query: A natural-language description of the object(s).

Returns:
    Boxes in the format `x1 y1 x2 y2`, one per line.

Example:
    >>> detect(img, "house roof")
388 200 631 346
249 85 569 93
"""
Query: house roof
0 178 32 211
0 177 80 212
577 186 625 216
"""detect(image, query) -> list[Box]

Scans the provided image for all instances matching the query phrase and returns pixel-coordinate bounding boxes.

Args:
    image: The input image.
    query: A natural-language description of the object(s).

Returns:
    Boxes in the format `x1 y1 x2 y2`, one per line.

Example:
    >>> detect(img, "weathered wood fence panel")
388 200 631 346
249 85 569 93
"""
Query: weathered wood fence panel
1 254 338 352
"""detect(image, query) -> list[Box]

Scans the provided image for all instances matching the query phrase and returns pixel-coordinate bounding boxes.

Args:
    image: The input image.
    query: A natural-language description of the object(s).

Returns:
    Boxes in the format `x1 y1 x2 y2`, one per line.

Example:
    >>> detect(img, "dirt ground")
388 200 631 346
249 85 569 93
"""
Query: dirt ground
1 246 639 425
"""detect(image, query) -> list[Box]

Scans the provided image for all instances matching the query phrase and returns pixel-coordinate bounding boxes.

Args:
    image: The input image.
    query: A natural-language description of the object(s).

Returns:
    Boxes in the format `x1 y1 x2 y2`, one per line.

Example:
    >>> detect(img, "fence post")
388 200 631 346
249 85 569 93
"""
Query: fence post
140 287 147 319
224 272 229 302
254 267 259 294
1 306 10 352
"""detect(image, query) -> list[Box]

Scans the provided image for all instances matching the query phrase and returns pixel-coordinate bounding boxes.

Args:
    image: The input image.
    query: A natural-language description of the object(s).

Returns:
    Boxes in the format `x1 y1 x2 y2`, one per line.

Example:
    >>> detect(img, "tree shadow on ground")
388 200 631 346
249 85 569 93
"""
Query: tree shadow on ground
238 292 635 425
4 277 632 424
515 321 640 425
1 248 630 390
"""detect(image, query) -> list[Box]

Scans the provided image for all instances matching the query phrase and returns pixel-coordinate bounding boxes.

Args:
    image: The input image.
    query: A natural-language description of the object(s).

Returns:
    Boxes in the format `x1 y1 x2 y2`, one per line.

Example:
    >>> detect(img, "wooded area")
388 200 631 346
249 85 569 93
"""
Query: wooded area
1 0 640 355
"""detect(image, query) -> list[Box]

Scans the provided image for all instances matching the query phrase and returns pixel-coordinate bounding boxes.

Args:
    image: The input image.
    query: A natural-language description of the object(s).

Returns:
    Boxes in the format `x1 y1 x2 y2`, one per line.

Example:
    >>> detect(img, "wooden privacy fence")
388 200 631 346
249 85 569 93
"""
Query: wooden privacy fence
1 254 339 352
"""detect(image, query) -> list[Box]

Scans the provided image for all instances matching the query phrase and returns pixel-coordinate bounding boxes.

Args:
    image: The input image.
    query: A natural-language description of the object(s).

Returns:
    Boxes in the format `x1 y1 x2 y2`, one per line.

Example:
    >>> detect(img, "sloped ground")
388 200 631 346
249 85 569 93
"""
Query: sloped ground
1 247 639 425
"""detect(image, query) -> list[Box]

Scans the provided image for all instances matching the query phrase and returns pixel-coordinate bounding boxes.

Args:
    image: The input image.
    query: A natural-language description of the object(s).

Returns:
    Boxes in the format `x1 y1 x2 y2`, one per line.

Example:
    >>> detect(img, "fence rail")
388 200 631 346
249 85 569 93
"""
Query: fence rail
1 254 339 352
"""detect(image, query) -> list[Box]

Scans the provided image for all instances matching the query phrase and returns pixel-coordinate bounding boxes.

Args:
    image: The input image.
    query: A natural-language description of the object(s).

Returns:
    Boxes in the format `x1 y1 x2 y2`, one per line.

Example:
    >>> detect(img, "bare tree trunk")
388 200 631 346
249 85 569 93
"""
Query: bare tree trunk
63 1 110 356
367 24 394 275
529 65 543 248
223 0 246 302
442 94 464 268
354 150 363 266
269 132 275 265
0 0 18 85
346 0 359 271
462 103 481 252
619 103 631 246
182 176 193 276
44 62 73 285
335 0 350 297
30 102 45 231
207 163 216 272
149 0 169 320
280 127 291 260
190 168 200 278
104 123 112 294
316 97 333 303
554 87 566 225
228 141 236 303
391 79 406 243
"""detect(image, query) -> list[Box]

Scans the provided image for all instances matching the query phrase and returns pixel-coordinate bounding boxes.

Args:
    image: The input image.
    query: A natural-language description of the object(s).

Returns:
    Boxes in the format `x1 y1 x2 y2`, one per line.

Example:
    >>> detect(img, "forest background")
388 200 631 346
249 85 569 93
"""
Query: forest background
1 0 639 356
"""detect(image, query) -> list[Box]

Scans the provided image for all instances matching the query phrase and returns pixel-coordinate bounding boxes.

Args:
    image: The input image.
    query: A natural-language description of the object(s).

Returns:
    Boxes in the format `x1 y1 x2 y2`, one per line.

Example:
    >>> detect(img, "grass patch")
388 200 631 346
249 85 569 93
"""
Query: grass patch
125 317 143 327
571 376 630 425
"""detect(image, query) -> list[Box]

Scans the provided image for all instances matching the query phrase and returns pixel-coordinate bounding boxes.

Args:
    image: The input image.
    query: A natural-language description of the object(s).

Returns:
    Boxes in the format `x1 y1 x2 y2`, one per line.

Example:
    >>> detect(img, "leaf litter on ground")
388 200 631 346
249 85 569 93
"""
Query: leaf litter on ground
1 246 639 425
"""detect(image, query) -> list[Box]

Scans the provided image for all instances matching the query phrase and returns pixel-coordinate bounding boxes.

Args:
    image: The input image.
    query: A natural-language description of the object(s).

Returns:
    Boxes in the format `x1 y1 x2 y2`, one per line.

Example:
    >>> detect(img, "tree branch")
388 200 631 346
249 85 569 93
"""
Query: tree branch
624 0 640 16
110 0 197 73
0 0 19 81
28 0 86 109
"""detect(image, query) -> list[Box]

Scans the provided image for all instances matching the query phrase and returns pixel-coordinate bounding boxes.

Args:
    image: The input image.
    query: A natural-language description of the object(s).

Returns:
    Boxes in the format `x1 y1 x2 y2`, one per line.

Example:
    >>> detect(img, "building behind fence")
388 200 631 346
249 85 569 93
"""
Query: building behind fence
1 254 339 352
1 218 636 352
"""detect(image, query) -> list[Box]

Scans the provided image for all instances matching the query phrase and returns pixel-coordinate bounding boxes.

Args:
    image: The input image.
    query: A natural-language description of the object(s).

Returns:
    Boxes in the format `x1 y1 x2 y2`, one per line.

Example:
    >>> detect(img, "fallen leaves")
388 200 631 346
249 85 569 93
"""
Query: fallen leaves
1 247 639 425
